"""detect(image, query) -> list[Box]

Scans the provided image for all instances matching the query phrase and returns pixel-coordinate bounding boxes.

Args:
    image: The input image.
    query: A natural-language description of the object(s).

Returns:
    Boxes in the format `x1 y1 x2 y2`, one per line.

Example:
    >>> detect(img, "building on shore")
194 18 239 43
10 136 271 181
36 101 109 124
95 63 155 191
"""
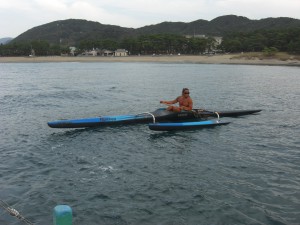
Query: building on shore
114 49 128 57
79 48 128 57
185 34 206 39
102 50 114 56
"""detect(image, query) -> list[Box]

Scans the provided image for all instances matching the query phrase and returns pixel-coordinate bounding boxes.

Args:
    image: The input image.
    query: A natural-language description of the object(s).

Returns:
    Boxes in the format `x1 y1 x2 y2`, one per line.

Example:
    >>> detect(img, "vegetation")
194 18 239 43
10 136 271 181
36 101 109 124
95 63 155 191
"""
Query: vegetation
12 19 133 45
119 34 213 55
1 16 300 57
0 41 69 56
11 16 300 45
262 47 278 57
231 52 300 61
220 28 300 54
0 34 216 56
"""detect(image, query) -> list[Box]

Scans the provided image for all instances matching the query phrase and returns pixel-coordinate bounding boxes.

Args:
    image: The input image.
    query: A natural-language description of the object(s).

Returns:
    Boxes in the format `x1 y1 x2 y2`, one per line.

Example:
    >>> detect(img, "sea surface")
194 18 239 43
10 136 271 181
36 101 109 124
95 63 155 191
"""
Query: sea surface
0 62 299 225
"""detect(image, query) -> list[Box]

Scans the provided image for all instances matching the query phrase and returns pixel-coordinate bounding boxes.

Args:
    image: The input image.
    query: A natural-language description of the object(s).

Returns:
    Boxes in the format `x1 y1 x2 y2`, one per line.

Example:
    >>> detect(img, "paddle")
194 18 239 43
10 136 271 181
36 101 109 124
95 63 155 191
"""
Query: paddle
160 101 172 107
160 102 220 121
160 101 187 111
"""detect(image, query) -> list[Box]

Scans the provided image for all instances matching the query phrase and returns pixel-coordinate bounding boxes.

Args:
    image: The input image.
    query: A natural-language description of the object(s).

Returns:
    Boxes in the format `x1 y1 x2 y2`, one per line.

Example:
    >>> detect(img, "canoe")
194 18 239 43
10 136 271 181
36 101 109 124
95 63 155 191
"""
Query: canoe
48 108 260 128
48 109 166 128
149 120 230 131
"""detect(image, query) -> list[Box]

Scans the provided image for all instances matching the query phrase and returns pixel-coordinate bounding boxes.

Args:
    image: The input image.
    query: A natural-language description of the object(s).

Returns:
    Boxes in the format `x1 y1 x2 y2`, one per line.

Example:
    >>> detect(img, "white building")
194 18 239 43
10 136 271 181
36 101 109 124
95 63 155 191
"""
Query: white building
69 47 76 56
114 49 128 57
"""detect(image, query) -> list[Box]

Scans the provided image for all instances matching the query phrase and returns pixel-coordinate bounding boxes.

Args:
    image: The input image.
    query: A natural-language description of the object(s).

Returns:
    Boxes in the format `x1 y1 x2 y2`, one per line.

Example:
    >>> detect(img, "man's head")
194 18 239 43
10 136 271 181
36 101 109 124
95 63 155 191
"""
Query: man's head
182 88 190 96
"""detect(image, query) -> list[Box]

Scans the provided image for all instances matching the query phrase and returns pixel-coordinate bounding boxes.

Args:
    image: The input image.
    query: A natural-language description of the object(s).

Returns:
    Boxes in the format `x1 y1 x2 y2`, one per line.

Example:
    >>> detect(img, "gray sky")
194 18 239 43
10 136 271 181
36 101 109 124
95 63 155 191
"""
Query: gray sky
1 0 300 38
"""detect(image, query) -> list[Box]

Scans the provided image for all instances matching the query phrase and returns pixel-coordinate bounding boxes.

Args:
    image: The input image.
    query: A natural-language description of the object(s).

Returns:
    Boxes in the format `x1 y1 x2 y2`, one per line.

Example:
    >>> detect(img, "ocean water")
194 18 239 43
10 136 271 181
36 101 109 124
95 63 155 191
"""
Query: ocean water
0 62 299 225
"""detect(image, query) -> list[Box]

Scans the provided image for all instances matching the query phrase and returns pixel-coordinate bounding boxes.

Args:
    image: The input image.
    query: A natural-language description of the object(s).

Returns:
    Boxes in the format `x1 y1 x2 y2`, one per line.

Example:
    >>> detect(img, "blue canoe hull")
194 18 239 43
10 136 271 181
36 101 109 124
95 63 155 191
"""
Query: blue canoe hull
48 109 260 128
47 108 173 128
149 120 230 131
47 114 151 128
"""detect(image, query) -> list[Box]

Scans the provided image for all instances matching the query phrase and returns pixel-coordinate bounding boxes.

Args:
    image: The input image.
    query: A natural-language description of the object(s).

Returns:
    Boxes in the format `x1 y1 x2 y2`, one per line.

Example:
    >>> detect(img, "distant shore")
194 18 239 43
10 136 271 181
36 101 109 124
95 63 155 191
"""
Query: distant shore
1 54 300 66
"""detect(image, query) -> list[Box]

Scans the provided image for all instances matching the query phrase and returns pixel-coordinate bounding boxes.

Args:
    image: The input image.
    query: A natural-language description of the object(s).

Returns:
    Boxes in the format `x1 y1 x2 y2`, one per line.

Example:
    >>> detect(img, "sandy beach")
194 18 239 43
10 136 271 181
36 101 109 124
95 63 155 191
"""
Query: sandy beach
1 54 300 66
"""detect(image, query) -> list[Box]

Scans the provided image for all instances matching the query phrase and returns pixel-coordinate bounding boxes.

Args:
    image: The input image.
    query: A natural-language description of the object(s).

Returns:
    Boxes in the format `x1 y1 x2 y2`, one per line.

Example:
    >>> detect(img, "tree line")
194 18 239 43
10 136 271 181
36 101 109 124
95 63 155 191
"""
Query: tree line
78 34 218 55
0 40 70 56
0 34 217 56
1 28 299 56
220 28 300 54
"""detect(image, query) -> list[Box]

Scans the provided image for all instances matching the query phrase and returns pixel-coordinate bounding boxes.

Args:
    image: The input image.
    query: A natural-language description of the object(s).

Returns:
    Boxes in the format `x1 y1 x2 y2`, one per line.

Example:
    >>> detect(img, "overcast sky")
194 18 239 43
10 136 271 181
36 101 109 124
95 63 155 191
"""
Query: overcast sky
1 0 300 38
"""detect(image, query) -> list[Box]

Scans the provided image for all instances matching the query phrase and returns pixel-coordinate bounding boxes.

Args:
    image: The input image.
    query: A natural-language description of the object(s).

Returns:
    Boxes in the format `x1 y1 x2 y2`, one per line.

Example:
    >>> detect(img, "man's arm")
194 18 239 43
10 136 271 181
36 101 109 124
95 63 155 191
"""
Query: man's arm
160 97 179 105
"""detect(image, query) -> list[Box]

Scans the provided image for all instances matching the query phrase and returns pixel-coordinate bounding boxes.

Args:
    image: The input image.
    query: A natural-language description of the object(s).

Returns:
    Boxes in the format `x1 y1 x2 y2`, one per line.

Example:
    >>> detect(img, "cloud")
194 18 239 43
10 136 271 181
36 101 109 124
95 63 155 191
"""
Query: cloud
214 0 300 19
0 0 300 37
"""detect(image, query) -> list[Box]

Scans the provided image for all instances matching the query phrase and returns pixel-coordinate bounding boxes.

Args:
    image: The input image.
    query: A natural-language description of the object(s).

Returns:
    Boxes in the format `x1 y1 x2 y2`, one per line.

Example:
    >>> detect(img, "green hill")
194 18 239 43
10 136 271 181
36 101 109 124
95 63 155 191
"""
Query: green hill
13 19 135 45
12 15 300 46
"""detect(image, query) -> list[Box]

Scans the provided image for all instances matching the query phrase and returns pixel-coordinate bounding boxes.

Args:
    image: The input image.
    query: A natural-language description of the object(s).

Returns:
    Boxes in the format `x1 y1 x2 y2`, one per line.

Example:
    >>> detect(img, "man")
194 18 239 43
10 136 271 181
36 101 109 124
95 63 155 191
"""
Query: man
160 88 193 112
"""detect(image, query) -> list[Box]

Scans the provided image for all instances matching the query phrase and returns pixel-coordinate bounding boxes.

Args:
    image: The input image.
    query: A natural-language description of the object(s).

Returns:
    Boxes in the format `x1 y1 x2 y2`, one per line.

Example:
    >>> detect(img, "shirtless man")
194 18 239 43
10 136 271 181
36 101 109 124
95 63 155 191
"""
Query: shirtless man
160 88 193 112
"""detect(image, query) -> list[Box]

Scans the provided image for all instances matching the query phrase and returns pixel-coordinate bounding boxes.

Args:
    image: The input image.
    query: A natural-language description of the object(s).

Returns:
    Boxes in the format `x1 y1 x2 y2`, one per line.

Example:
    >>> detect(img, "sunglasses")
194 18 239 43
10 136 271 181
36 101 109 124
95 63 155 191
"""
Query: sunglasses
184 92 190 94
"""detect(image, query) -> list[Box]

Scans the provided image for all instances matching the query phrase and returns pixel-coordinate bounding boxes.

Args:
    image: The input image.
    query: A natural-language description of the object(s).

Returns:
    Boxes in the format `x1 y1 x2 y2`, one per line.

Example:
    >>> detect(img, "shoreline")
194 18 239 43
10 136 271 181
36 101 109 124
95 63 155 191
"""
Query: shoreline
1 54 300 66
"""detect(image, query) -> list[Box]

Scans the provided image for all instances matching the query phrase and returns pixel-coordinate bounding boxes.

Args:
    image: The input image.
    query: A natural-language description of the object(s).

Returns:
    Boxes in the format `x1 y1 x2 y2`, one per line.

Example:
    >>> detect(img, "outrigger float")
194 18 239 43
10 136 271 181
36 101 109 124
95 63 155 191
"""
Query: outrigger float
48 108 261 131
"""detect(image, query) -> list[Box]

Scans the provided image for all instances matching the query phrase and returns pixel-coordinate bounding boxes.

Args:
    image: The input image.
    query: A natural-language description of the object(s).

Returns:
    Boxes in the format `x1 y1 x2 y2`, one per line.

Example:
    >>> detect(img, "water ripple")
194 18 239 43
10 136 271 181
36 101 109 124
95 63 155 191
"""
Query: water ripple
1 63 299 225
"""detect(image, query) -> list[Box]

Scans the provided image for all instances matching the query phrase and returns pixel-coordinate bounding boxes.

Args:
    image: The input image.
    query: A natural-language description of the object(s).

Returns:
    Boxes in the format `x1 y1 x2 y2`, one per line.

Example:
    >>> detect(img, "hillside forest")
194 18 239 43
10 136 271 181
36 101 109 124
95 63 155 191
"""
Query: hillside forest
0 28 299 56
